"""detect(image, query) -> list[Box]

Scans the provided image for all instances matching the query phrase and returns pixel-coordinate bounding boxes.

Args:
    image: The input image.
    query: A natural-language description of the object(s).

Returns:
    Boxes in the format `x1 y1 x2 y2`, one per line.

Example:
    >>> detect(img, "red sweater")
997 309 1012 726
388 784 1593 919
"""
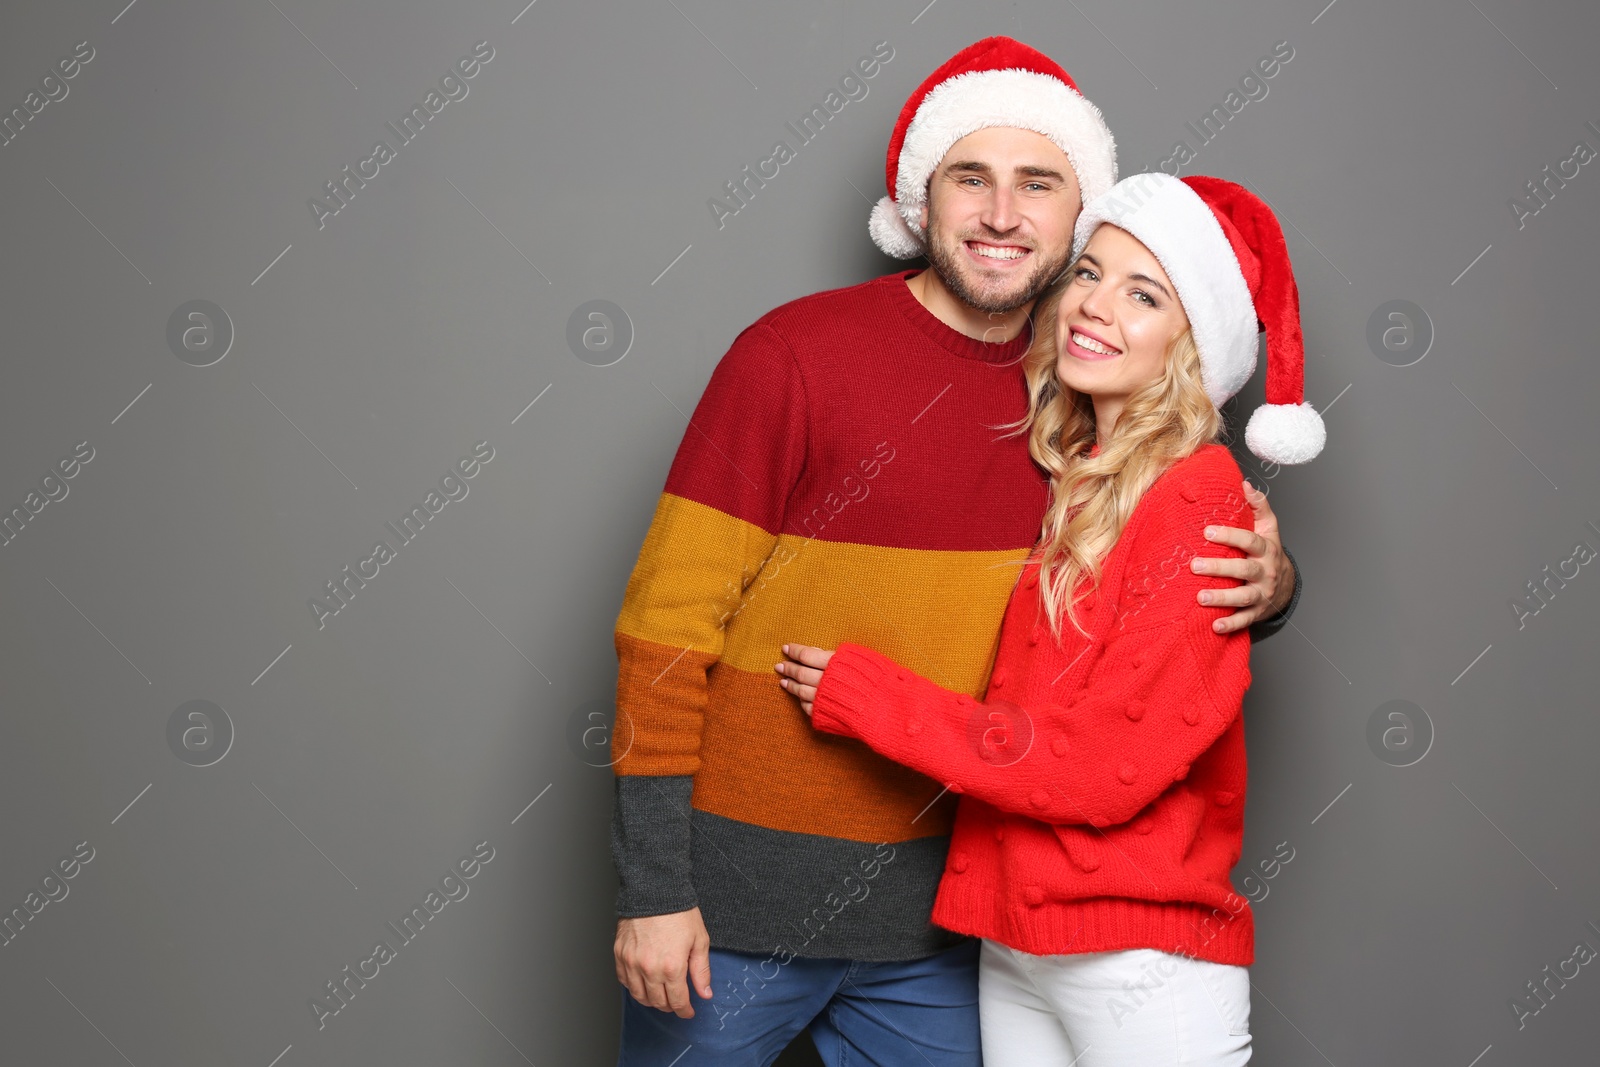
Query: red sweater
810 444 1259 966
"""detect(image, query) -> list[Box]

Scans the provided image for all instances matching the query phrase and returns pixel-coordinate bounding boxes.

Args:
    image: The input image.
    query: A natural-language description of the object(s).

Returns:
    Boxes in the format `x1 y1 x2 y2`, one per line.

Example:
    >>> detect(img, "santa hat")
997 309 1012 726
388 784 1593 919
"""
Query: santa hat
1069 171 1327 464
870 36 1117 258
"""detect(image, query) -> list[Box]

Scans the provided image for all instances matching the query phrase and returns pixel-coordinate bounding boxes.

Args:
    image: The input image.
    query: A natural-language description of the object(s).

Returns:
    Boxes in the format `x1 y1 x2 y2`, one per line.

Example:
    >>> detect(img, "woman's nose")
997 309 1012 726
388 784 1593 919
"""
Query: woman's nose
1078 284 1113 323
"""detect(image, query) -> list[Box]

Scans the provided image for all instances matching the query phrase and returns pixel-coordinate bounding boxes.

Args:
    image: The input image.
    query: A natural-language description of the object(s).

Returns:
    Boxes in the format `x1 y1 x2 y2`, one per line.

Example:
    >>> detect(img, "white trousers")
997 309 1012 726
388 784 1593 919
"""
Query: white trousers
978 939 1252 1066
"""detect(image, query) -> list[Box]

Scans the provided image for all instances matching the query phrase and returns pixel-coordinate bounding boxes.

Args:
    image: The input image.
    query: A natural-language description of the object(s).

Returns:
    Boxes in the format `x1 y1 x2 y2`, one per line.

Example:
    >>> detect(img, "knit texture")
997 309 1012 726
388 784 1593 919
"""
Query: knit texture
810 444 1259 965
611 270 1049 959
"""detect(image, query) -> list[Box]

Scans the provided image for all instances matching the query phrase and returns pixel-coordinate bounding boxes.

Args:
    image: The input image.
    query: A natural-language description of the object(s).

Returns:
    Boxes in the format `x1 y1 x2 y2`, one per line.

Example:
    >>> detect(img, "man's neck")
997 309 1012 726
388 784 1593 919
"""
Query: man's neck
906 269 1032 345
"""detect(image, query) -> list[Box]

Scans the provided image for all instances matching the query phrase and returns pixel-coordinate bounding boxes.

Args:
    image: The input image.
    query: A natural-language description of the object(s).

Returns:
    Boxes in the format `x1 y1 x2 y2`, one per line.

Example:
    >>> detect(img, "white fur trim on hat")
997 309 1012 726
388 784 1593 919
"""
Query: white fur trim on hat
869 195 924 259
1071 172 1256 408
880 68 1118 258
1245 402 1326 465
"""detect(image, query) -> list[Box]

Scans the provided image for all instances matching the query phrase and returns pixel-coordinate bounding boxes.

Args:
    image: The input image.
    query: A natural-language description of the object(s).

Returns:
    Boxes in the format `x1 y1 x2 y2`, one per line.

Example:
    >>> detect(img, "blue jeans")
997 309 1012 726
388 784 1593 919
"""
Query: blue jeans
616 938 981 1067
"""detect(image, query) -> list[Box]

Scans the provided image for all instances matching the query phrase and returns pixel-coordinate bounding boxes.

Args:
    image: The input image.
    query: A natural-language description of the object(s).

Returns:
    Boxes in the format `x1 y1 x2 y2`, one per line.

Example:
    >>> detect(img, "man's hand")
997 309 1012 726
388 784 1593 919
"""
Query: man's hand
1191 480 1295 634
614 908 714 1018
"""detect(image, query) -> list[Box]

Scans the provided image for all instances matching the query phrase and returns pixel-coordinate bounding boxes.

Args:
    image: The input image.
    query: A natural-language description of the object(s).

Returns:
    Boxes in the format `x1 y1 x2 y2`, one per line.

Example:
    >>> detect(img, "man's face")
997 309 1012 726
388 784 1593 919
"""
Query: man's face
920 127 1083 315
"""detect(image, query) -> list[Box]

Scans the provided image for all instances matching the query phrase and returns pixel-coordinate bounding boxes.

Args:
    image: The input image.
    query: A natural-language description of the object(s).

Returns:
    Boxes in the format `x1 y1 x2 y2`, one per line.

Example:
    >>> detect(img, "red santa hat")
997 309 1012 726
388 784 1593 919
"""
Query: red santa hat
870 36 1118 258
1069 171 1327 464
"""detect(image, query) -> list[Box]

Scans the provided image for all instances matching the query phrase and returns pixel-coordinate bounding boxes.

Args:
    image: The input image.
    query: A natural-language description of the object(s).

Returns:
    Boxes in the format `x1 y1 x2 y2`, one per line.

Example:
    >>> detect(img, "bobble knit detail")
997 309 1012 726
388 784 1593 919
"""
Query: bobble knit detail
810 444 1259 966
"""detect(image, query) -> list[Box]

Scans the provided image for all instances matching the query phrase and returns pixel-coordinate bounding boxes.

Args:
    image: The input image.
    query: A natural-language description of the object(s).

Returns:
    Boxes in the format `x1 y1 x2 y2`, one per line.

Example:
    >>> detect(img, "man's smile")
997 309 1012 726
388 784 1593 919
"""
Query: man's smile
964 239 1033 266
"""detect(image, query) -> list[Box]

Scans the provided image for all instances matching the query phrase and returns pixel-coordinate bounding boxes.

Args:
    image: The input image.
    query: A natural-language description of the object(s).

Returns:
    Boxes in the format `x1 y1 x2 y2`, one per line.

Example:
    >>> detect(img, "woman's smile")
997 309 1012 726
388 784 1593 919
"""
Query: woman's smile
1064 325 1122 360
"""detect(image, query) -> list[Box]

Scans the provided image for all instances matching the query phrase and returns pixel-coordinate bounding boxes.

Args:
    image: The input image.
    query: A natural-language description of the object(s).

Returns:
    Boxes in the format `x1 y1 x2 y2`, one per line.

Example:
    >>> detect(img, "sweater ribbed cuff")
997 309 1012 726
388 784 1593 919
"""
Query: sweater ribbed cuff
810 642 898 741
610 774 699 918
934 879 1255 966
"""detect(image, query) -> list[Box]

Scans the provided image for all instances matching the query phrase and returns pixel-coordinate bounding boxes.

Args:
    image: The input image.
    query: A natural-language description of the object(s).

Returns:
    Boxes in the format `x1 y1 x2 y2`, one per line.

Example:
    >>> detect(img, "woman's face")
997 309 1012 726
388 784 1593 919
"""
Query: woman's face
1053 224 1190 408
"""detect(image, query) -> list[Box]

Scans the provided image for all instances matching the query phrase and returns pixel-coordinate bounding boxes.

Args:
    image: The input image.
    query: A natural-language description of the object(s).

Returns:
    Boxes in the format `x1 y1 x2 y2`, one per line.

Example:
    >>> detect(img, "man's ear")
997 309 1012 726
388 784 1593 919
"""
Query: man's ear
919 201 929 231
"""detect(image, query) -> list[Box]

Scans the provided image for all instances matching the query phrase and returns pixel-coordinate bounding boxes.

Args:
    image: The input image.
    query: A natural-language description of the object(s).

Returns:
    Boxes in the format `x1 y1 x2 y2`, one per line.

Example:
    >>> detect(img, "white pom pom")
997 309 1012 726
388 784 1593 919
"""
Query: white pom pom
869 196 925 258
1245 402 1326 465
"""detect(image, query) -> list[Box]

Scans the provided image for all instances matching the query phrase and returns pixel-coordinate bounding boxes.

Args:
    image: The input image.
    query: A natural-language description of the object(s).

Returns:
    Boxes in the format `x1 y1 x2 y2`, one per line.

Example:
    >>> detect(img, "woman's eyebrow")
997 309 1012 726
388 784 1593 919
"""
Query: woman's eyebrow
1129 272 1173 299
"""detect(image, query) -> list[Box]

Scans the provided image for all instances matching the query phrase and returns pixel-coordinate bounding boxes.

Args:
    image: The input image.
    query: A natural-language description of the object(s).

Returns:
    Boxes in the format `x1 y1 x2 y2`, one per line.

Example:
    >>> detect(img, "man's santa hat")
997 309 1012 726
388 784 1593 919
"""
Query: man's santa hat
1070 171 1327 465
870 36 1117 258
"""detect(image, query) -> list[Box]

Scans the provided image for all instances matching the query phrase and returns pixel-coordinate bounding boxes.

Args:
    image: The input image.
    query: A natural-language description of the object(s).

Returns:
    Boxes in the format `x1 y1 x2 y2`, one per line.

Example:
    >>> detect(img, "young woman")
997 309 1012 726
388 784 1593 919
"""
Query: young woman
775 172 1326 1066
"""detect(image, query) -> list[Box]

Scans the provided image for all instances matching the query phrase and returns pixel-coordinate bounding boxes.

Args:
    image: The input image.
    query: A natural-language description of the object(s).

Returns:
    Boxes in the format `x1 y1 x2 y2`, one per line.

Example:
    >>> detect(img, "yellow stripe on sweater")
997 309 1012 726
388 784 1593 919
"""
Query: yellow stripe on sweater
715 535 1028 692
615 493 782 655
616 493 1033 695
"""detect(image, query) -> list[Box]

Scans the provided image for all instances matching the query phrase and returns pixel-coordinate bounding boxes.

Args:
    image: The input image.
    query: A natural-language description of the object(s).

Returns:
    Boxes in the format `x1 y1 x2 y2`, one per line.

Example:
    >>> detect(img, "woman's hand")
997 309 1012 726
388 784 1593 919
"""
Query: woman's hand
776 643 834 717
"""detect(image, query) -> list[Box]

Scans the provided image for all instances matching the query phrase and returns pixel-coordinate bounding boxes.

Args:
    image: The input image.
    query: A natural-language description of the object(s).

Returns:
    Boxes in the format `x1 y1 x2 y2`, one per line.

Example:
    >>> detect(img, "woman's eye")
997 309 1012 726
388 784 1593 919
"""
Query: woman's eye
1132 290 1155 306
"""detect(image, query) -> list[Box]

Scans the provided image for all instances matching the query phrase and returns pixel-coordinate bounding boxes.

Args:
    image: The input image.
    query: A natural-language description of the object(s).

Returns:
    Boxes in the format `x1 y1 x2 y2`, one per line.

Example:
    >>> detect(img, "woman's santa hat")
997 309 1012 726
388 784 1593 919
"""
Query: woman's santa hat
1070 171 1327 464
870 36 1117 258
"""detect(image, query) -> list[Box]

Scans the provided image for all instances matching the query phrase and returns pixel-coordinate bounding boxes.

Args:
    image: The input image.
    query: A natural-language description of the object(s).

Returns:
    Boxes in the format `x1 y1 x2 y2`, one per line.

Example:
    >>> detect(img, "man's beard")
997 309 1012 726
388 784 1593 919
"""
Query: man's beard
923 216 1072 316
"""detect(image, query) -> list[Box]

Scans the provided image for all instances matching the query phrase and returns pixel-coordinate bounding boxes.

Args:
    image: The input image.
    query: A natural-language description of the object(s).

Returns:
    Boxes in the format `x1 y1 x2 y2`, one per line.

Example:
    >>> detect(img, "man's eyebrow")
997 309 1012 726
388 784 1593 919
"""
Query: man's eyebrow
944 160 1067 183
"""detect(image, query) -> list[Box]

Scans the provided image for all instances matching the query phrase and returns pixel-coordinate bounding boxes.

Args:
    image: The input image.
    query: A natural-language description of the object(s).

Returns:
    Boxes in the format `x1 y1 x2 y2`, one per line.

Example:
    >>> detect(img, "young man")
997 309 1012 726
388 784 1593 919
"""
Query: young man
610 37 1303 1067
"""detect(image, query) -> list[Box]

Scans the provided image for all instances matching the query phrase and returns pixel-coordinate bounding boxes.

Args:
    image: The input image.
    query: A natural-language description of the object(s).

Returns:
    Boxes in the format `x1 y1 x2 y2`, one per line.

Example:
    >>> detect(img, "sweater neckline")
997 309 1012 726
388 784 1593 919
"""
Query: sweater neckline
883 269 1035 364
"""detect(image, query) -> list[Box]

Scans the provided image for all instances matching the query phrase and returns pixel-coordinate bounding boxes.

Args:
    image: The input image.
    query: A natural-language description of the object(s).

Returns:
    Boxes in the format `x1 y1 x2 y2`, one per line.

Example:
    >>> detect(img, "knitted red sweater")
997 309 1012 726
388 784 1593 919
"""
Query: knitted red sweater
810 443 1259 965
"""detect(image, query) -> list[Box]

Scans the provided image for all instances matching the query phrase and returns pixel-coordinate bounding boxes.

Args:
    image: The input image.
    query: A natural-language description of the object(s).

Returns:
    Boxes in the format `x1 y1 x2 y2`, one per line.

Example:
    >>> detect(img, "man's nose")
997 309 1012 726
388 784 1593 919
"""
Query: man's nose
981 184 1021 235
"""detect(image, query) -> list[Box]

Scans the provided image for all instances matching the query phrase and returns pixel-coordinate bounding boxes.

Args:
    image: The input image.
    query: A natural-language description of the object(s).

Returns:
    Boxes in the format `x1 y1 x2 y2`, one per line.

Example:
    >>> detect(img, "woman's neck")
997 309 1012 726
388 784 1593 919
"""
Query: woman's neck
1091 397 1123 446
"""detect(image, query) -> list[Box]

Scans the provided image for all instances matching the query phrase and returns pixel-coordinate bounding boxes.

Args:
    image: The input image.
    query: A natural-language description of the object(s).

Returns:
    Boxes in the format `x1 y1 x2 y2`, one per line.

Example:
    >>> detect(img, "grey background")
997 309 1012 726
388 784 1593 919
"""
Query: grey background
0 0 1595 1064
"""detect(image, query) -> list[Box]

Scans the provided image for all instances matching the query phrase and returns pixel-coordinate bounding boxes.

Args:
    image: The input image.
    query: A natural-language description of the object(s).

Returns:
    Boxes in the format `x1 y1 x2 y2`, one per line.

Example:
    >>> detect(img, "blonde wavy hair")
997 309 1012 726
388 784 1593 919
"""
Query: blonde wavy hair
999 270 1225 642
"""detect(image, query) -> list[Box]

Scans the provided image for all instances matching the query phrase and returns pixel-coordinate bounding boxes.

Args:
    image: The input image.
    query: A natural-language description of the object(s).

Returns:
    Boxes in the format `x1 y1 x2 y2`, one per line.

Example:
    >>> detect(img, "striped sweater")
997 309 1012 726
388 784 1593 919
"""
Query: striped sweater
610 270 1299 961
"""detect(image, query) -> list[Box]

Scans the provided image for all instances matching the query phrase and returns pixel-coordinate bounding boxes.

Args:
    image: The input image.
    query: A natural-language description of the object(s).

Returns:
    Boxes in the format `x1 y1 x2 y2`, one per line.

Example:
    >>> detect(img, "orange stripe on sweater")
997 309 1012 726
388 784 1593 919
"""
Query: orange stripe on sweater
612 634 717 776
694 661 957 841
613 637 957 838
